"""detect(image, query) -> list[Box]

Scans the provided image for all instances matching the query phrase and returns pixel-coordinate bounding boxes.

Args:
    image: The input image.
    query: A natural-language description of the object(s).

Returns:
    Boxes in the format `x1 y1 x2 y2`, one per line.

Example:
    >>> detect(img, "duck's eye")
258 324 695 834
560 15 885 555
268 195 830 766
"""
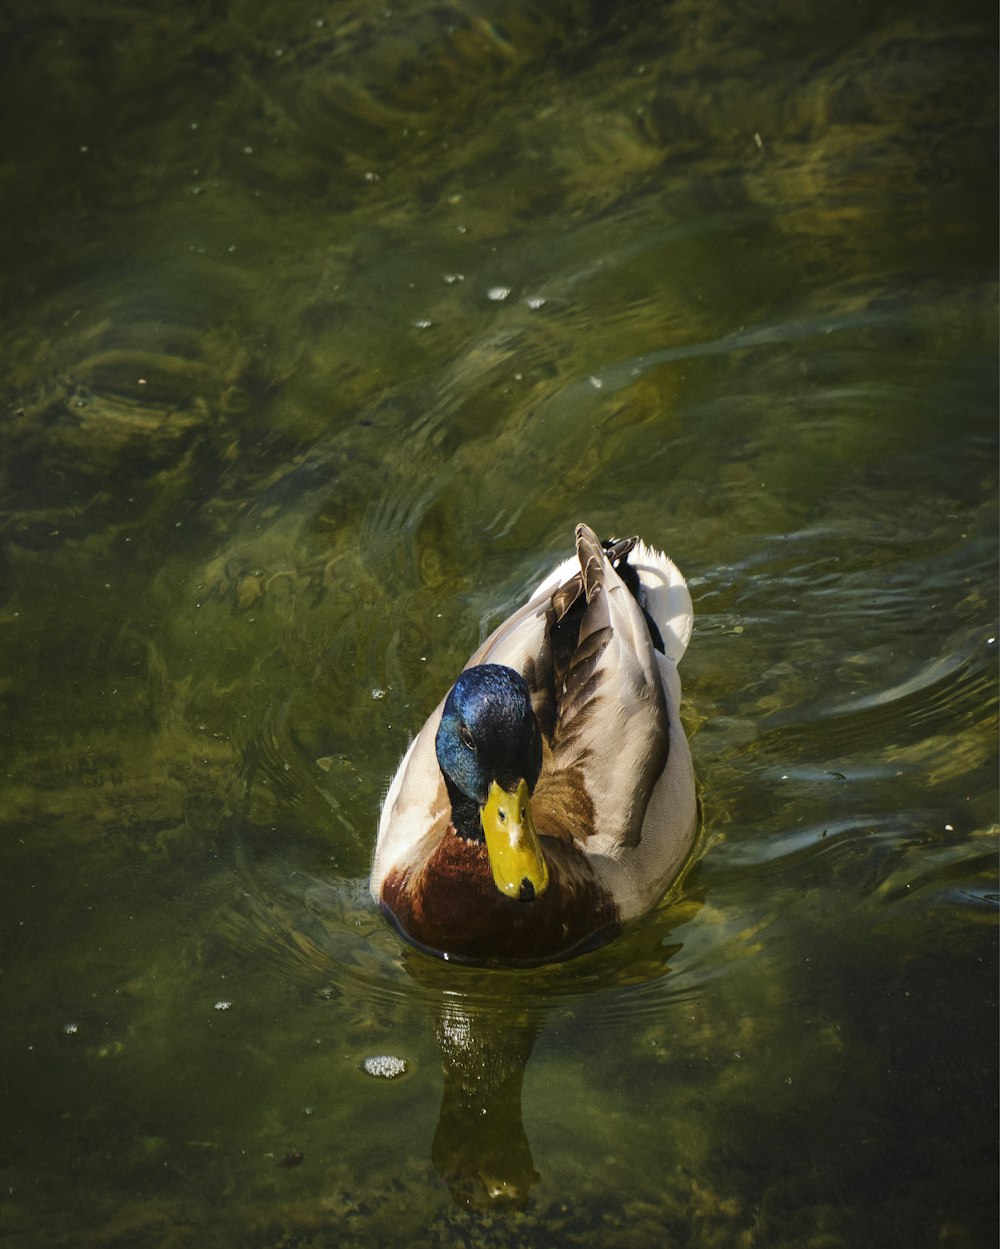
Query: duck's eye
497 807 507 824
459 724 476 752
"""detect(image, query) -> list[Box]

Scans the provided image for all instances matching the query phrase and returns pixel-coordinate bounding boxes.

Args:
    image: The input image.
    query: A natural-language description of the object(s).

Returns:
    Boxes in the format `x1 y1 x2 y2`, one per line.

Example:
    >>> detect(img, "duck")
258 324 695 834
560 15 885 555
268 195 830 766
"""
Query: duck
370 522 697 965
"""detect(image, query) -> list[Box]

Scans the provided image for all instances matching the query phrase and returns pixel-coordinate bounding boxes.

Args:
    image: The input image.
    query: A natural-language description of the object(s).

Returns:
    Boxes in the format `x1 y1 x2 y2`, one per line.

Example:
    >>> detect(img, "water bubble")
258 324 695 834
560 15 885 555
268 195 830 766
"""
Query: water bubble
487 286 511 302
362 1055 407 1080
214 1000 232 1012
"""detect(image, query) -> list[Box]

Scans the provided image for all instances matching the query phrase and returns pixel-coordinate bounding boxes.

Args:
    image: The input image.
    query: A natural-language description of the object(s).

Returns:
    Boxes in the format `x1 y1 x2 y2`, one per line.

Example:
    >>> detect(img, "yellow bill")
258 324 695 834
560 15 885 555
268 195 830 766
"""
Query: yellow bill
480 778 549 901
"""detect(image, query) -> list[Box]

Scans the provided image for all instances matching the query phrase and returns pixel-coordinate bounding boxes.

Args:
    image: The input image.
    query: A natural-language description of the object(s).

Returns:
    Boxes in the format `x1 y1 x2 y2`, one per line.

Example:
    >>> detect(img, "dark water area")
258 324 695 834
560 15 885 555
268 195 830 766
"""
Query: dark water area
0 1 996 1246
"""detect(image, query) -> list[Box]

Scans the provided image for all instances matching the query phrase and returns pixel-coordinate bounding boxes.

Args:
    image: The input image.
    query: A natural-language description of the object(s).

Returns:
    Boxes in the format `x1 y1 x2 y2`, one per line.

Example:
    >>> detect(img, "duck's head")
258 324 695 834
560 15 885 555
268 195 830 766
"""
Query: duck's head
435 664 549 902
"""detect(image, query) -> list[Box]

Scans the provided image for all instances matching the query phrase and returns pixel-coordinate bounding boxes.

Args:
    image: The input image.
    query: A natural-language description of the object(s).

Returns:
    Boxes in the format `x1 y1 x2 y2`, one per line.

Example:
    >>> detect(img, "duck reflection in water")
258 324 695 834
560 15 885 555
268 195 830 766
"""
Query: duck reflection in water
401 949 539 1204
373 524 700 1207
431 989 539 1208
396 898 697 1210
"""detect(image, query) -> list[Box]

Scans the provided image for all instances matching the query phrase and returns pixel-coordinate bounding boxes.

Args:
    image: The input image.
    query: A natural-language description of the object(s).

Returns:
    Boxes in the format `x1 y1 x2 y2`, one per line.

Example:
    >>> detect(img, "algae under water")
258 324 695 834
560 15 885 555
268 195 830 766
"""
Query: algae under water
0 1 996 1246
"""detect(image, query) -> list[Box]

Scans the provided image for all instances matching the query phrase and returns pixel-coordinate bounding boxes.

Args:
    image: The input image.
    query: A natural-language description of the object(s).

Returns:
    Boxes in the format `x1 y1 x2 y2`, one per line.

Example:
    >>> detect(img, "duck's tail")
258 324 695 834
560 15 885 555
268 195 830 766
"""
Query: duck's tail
529 524 694 665
599 529 693 665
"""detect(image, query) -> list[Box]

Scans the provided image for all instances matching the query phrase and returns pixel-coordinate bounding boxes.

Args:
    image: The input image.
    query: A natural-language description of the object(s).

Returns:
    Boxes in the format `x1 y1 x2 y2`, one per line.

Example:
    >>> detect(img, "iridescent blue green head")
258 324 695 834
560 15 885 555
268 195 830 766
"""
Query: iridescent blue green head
435 664 548 901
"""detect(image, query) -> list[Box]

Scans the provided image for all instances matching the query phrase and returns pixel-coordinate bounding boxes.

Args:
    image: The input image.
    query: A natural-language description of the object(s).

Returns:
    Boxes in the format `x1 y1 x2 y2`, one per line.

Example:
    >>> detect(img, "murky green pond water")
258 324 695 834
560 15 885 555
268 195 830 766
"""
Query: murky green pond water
1 1 996 1245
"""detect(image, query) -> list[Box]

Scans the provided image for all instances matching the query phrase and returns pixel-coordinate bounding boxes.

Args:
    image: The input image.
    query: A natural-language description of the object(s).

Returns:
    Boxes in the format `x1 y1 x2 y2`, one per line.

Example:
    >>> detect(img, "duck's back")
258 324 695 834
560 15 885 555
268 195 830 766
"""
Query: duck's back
467 526 697 917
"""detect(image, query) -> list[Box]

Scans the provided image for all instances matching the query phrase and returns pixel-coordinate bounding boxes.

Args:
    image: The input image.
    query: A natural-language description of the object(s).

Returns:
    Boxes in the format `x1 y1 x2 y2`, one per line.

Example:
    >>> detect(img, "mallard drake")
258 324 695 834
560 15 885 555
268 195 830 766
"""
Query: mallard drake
370 523 697 965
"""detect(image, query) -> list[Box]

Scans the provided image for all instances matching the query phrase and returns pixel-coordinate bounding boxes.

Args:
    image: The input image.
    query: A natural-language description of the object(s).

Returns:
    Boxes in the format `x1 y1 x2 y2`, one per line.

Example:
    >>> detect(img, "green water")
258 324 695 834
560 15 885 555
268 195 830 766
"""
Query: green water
0 0 996 1245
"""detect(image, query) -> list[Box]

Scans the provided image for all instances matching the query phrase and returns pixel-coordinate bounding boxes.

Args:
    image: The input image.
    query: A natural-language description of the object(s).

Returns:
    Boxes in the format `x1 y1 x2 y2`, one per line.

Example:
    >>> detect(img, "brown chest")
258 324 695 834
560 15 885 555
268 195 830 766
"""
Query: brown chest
380 834 619 965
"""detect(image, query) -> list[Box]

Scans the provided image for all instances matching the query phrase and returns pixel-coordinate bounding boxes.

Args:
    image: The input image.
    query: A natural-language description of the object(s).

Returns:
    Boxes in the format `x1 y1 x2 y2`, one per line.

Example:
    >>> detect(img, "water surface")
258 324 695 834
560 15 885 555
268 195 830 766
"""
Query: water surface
0 1 996 1246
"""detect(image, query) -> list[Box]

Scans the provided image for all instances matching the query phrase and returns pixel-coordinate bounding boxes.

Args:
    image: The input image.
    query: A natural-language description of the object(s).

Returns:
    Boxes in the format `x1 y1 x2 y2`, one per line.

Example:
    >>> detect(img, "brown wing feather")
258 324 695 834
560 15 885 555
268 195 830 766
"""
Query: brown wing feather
550 573 582 621
576 522 605 602
541 523 670 850
558 525 613 733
